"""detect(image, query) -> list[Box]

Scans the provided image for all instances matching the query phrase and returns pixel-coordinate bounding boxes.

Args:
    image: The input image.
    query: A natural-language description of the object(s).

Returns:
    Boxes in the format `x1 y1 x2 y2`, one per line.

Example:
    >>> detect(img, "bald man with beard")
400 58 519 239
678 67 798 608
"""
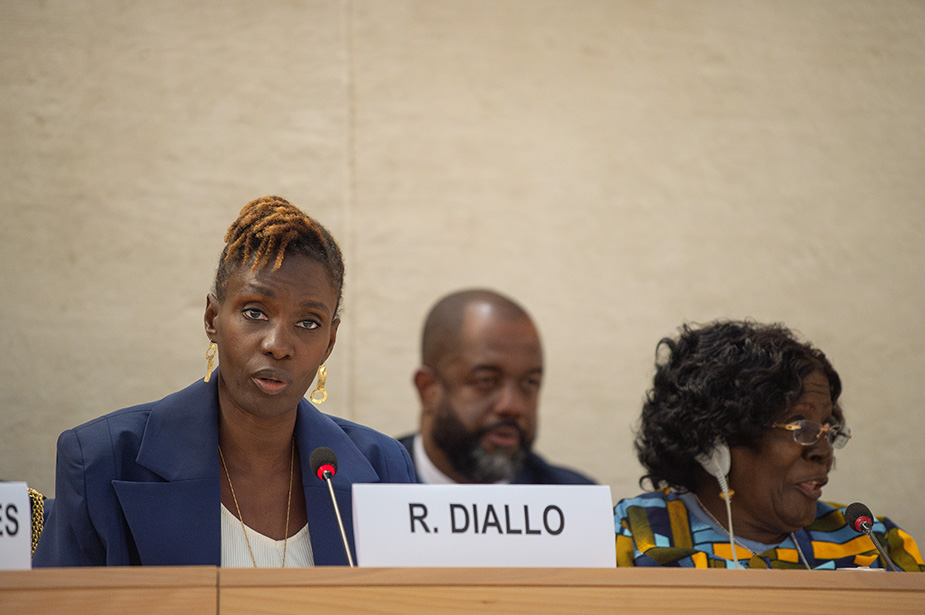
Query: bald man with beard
397 289 595 485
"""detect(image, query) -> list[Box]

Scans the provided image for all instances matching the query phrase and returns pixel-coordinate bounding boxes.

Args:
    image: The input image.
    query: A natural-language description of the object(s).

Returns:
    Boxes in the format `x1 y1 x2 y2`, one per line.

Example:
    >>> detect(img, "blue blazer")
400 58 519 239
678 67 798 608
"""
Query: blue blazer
33 376 415 567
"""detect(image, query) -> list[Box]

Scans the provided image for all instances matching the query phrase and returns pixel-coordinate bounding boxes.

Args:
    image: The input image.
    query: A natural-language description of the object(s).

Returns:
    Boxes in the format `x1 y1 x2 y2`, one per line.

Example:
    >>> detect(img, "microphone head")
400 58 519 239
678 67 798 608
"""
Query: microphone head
845 502 874 533
310 446 338 480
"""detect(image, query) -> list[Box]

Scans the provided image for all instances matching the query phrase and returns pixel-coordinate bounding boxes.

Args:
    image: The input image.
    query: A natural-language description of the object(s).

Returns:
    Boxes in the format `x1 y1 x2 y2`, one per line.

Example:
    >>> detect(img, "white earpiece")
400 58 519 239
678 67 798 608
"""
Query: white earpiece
695 440 741 568
695 440 730 482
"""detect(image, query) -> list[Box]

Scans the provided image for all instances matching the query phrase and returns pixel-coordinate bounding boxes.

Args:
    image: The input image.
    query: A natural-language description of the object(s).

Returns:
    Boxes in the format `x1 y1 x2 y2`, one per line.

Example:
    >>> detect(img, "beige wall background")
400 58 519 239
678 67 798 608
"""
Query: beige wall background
2 1 923 545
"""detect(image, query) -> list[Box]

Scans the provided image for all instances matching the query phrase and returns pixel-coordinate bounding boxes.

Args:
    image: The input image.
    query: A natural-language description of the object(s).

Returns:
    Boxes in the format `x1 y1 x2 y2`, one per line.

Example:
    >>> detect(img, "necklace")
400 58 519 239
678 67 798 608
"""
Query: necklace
692 493 812 570
218 438 295 567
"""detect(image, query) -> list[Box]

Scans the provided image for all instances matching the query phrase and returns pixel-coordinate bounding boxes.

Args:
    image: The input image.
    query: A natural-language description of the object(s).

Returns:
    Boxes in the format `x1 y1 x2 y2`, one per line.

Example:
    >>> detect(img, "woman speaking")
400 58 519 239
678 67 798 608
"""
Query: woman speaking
614 320 923 571
34 196 415 567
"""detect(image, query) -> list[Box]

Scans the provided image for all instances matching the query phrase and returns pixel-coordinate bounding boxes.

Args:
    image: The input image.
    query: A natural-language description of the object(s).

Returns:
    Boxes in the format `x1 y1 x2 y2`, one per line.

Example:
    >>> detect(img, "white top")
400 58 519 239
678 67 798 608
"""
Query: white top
411 433 510 485
221 504 314 567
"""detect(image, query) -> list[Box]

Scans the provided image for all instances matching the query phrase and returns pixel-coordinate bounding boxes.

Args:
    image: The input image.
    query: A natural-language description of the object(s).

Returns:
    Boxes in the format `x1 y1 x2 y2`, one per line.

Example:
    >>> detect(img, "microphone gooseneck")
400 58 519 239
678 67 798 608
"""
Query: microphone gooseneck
309 446 355 567
845 502 901 572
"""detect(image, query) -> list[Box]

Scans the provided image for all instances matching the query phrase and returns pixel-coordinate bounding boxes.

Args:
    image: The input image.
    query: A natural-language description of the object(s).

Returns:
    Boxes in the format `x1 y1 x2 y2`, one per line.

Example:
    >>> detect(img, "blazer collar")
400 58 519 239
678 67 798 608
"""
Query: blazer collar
115 377 222 564
119 375 384 566
295 400 380 565
135 375 221 481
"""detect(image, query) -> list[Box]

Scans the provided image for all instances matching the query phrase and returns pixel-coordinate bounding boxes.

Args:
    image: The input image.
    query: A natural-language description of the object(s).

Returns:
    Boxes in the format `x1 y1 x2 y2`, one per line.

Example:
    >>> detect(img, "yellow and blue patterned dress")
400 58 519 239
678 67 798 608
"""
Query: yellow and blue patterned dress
614 489 924 571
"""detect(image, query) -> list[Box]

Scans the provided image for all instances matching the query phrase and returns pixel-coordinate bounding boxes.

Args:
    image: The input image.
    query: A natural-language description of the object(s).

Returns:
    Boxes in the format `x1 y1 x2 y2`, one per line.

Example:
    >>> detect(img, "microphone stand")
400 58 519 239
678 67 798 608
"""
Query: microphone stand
858 520 901 572
321 469 355 567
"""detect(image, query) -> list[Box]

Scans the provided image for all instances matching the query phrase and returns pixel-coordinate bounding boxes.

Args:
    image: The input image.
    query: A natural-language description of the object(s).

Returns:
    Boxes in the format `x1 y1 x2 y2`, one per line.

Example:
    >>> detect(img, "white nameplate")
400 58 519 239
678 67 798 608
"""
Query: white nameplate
0 482 32 570
352 484 615 567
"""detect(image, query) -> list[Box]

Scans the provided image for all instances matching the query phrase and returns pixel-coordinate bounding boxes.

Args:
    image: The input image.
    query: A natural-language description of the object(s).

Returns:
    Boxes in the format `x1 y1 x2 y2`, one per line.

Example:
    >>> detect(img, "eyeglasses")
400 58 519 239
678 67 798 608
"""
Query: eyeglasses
772 420 852 449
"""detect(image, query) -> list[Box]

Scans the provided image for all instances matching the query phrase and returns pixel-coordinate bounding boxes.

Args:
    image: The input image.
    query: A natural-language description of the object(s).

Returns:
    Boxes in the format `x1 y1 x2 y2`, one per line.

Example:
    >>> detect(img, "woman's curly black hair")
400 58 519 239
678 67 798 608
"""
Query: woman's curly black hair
635 320 843 492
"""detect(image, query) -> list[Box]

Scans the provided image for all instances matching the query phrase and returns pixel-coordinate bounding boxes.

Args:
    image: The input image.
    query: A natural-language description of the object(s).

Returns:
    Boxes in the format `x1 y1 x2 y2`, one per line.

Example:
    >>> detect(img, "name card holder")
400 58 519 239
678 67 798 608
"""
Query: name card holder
353 484 615 567
0 482 31 570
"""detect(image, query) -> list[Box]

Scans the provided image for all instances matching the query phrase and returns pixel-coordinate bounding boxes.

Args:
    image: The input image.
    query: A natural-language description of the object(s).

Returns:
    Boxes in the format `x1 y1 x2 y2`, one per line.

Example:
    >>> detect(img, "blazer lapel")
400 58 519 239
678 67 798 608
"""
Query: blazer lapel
113 478 218 565
114 378 221 565
296 401 381 566
111 379 385 567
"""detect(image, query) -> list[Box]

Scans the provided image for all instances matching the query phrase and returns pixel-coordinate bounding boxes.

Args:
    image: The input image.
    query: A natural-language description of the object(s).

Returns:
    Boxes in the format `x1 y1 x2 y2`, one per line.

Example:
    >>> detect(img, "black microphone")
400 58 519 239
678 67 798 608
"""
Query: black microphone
309 446 355 567
845 502 901 572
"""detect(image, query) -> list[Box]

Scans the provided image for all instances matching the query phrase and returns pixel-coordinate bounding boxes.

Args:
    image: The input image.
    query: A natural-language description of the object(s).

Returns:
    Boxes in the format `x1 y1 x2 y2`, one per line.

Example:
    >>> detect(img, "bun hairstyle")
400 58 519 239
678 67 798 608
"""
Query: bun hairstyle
212 196 345 315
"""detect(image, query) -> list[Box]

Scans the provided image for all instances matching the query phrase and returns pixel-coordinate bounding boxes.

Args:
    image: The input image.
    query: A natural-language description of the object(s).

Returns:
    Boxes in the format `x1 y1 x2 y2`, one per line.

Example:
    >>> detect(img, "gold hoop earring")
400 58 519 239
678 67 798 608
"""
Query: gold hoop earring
204 342 217 383
310 365 327 404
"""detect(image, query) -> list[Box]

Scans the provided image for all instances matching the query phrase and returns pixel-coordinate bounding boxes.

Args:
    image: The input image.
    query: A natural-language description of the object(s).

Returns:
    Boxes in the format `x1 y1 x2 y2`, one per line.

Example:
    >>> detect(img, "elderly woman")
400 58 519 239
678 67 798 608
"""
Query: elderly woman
614 320 924 570
34 196 415 567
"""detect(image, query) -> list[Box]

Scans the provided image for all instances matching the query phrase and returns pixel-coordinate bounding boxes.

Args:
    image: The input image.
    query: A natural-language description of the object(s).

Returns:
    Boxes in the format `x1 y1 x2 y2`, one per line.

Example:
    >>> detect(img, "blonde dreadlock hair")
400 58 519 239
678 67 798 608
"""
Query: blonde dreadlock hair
213 196 345 315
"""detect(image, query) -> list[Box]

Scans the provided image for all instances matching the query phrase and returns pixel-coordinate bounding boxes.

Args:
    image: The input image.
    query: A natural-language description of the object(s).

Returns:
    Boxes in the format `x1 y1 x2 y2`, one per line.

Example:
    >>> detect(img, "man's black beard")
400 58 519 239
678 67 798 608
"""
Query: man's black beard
431 402 530 483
